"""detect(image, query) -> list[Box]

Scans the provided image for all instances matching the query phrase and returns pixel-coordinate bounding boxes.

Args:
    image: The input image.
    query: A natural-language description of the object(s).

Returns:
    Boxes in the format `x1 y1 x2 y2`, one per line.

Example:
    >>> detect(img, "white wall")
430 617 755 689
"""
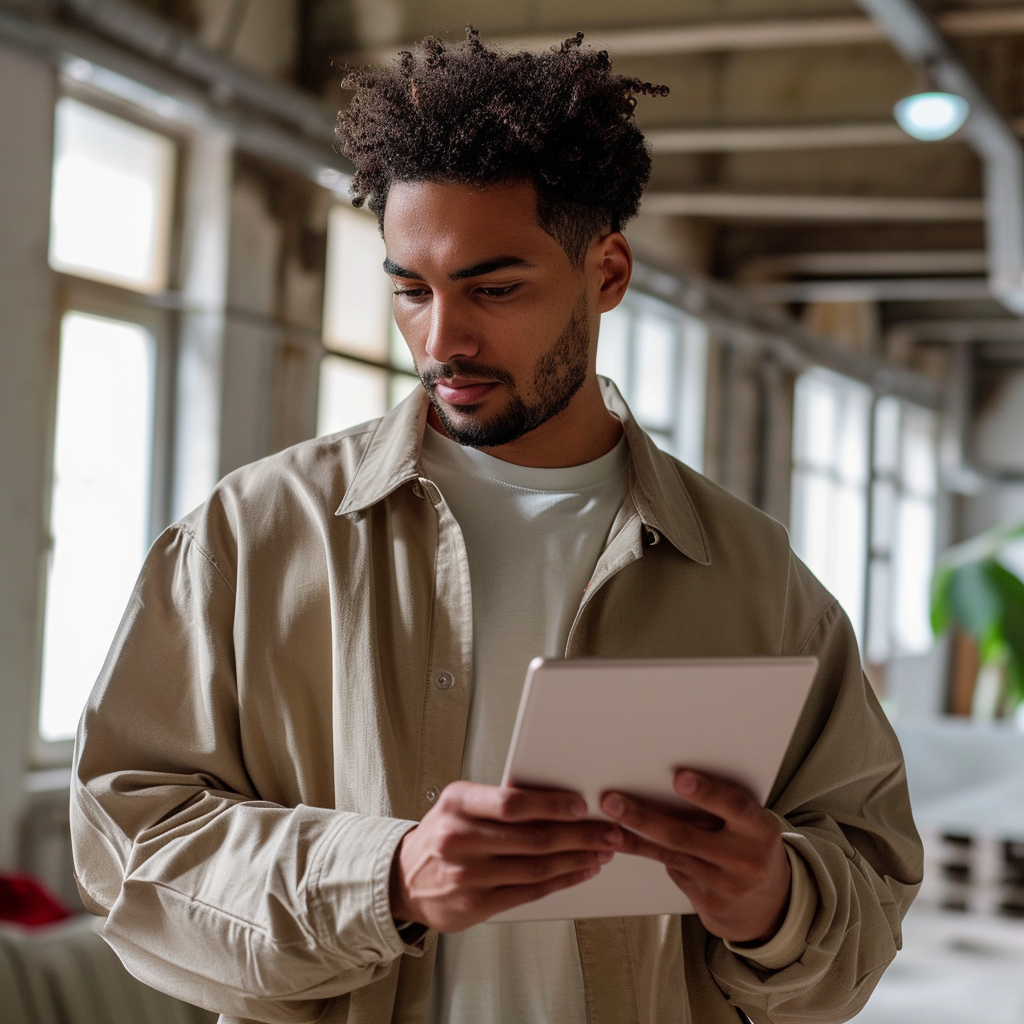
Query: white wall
0 48 58 868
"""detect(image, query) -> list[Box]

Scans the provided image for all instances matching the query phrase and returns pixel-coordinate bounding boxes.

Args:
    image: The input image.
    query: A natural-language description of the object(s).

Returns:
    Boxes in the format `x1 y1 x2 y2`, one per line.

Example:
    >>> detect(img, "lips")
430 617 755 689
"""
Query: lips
433 378 499 406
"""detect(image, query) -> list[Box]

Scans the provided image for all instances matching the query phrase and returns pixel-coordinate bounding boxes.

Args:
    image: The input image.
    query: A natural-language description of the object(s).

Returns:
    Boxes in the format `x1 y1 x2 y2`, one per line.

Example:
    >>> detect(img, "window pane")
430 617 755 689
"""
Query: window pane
633 312 676 427
389 317 417 373
317 356 388 436
865 559 891 664
49 98 175 293
323 205 390 361
873 396 901 475
389 372 421 409
901 407 938 496
833 483 867 640
871 479 896 551
674 315 708 472
794 375 836 469
596 305 630 391
40 312 155 741
893 496 936 655
837 385 870 485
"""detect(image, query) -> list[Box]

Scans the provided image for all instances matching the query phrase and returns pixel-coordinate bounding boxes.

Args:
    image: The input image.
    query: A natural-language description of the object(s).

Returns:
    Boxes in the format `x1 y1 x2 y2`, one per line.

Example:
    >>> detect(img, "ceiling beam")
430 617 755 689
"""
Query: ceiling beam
739 250 989 278
856 0 1024 315
630 263 943 409
0 6 353 192
743 277 991 303
364 6 1024 61
647 117 1024 153
640 193 984 221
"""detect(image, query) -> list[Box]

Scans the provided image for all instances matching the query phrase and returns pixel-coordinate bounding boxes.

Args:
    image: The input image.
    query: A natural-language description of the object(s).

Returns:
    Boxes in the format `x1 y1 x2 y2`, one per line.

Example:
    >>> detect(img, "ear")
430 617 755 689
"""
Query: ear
592 232 633 314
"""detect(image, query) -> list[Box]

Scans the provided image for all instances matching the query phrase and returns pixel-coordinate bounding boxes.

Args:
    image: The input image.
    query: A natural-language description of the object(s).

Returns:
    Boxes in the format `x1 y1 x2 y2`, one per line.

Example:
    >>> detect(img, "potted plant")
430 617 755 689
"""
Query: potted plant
930 521 1024 719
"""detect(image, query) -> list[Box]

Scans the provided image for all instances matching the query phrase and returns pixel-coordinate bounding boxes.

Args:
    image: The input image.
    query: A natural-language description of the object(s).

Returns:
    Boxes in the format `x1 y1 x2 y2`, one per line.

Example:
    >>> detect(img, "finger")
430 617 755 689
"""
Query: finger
602 793 727 857
445 781 590 823
671 771 761 828
472 849 615 888
456 819 624 856
485 863 605 917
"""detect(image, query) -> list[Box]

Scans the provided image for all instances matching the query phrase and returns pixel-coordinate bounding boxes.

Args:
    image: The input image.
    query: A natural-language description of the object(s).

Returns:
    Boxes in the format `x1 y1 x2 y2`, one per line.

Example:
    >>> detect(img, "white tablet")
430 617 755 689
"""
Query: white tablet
490 656 818 922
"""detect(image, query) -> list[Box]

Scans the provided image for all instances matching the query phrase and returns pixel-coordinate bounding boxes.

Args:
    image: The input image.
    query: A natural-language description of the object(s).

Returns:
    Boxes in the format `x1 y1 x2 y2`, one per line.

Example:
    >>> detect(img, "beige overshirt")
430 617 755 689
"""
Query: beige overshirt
71 380 923 1024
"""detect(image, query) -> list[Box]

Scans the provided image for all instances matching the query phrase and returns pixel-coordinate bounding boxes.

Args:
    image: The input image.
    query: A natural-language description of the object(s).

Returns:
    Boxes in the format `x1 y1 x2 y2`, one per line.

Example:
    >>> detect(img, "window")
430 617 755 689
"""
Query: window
865 398 940 660
317 205 419 436
39 313 156 741
49 97 176 293
791 368 872 642
597 294 708 470
38 97 177 749
790 368 940 657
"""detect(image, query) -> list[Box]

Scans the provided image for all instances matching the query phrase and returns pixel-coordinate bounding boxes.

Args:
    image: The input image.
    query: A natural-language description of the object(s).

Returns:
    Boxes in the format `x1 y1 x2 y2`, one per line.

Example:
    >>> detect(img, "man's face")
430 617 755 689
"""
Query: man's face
382 180 598 450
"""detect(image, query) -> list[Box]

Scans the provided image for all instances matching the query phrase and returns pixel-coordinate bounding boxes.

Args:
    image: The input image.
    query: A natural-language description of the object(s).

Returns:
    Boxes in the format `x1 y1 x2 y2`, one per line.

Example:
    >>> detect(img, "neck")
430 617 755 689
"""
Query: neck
427 375 623 469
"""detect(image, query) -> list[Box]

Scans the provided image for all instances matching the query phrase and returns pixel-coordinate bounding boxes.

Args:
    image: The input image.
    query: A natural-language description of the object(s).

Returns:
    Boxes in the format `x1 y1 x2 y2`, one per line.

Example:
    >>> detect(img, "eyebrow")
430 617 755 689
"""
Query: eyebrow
383 255 536 281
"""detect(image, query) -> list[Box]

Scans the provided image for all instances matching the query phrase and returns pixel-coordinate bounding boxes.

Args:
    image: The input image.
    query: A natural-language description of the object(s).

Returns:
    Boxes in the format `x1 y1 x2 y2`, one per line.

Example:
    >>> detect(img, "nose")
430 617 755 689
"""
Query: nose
424 294 480 365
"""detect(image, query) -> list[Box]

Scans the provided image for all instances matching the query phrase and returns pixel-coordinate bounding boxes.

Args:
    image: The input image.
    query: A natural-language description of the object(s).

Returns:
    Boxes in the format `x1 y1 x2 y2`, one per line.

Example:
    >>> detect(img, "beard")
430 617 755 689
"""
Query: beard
418 296 591 449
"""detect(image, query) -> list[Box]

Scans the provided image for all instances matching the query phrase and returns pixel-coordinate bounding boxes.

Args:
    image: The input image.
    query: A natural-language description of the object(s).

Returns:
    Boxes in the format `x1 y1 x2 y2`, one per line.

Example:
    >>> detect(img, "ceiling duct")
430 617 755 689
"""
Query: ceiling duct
856 0 1024 316
57 0 337 141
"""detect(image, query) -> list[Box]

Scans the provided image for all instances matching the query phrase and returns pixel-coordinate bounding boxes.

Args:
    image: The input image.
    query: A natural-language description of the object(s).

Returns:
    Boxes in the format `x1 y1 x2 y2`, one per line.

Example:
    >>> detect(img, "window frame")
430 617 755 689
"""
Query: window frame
32 84 184 765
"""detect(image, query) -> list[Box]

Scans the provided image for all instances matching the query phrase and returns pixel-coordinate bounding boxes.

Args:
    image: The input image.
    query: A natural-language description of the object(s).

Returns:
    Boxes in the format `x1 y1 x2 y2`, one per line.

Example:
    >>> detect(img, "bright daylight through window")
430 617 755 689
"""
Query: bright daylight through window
39 313 155 741
596 296 707 470
790 368 939 661
39 97 172 743
318 205 419 436
49 97 176 294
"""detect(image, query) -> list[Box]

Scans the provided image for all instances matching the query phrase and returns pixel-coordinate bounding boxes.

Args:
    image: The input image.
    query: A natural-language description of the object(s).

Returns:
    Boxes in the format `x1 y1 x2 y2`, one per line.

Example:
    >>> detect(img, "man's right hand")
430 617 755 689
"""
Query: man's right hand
389 781 623 933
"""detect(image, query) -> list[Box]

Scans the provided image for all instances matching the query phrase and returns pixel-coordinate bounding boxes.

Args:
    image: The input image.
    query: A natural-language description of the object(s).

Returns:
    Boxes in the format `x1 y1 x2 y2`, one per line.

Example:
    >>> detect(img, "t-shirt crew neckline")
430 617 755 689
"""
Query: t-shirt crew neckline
420 422 629 492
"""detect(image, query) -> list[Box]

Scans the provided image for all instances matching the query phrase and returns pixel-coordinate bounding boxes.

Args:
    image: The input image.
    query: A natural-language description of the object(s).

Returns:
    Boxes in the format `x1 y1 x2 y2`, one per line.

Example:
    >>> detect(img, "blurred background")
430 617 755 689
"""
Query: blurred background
2 0 1024 1021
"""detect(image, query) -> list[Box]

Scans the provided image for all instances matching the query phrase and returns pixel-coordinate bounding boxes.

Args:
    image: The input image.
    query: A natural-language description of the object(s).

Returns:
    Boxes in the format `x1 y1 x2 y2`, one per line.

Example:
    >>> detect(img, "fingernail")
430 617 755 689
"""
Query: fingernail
676 771 698 794
584 867 601 879
570 797 588 818
605 827 623 847
597 850 614 864
603 794 625 818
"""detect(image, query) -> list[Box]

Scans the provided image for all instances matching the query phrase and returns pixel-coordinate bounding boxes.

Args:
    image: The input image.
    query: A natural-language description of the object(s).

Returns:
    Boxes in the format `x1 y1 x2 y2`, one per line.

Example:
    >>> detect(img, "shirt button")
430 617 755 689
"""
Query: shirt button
425 786 439 803
434 671 454 690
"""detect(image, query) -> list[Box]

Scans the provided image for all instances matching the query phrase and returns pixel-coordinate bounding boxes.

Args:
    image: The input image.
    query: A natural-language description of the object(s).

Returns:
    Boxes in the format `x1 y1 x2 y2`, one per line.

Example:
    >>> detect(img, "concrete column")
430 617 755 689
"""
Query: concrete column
0 48 58 868
171 127 233 521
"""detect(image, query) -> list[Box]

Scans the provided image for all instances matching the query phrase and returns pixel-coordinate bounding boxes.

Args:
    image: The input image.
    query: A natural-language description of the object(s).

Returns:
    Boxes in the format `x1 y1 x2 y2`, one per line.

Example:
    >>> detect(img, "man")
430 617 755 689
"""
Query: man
72 29 922 1024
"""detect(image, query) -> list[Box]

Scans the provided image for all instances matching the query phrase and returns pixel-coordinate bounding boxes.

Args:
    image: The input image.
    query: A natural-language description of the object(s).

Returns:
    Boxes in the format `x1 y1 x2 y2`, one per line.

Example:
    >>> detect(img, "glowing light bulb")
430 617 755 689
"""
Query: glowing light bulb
893 92 970 141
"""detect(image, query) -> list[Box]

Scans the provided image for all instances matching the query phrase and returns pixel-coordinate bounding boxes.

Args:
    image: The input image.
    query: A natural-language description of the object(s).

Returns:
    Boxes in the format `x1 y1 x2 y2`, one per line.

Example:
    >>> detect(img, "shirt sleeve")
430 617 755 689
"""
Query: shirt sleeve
71 523 424 1024
723 841 818 971
706 567 923 1024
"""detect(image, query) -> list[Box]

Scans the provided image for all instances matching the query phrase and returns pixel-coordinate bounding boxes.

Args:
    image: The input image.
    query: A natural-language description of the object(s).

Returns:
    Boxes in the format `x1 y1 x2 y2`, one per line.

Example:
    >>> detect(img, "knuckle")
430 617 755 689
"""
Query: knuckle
496 788 522 819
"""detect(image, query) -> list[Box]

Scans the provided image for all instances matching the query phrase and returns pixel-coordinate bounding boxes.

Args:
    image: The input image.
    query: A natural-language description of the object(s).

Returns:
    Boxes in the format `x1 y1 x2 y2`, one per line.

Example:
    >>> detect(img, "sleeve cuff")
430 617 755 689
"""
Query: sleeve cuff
310 813 424 964
723 839 818 971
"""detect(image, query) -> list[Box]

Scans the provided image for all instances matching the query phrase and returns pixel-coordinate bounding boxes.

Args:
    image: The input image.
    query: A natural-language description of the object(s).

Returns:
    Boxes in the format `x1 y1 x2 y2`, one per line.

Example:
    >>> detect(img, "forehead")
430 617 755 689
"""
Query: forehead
382 180 563 272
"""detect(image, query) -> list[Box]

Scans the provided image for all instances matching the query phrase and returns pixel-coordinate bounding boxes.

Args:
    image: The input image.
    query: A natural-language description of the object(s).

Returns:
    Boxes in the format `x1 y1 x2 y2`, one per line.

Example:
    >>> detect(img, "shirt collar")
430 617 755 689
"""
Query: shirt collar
335 377 711 566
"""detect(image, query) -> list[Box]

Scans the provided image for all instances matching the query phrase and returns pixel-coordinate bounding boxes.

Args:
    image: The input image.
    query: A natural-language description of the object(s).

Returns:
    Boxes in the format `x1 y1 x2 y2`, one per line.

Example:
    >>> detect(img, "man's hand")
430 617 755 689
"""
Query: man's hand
602 769 791 944
390 781 624 933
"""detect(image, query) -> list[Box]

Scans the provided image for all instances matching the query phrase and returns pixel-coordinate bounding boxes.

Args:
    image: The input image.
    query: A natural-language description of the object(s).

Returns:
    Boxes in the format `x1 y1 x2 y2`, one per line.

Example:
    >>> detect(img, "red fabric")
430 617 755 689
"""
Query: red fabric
0 873 74 927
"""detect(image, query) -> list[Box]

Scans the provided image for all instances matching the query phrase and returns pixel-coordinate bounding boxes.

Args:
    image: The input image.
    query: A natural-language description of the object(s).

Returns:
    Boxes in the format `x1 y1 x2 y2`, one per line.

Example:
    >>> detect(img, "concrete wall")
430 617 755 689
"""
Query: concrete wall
0 48 58 868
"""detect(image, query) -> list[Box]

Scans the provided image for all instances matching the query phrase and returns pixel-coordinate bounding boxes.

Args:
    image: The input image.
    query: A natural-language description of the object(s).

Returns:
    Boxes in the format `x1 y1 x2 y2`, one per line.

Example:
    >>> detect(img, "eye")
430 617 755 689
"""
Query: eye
393 287 429 300
476 283 521 299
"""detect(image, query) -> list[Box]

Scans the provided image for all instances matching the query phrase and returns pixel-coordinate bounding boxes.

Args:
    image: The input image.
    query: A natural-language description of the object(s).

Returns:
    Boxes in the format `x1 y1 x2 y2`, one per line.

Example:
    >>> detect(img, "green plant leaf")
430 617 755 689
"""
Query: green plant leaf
930 561 954 636
989 561 1024 706
947 559 1002 640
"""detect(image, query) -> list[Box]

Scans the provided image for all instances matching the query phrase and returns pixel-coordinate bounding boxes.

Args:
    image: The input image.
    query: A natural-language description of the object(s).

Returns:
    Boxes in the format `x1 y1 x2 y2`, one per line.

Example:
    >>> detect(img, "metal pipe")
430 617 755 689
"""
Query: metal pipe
855 0 1024 316
58 0 337 141
0 5 352 190
630 262 944 411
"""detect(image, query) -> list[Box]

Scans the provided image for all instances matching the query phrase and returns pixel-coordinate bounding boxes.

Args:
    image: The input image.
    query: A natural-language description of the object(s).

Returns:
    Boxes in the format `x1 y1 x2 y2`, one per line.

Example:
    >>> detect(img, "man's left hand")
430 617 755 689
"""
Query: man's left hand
601 769 791 944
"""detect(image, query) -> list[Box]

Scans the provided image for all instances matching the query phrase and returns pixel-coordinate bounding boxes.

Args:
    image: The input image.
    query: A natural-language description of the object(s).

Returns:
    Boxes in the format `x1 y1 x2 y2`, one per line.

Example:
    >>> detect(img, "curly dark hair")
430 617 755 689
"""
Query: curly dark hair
335 28 668 266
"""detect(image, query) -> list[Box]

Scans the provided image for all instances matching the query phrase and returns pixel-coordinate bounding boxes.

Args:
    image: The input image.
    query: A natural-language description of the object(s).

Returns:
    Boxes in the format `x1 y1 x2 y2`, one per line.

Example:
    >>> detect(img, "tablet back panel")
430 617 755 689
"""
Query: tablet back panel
491 656 818 922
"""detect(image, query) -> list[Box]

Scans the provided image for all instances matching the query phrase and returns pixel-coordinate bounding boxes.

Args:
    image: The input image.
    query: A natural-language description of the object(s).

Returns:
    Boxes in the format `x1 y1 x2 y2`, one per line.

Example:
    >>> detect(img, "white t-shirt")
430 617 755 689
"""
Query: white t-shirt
419 424 630 1024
